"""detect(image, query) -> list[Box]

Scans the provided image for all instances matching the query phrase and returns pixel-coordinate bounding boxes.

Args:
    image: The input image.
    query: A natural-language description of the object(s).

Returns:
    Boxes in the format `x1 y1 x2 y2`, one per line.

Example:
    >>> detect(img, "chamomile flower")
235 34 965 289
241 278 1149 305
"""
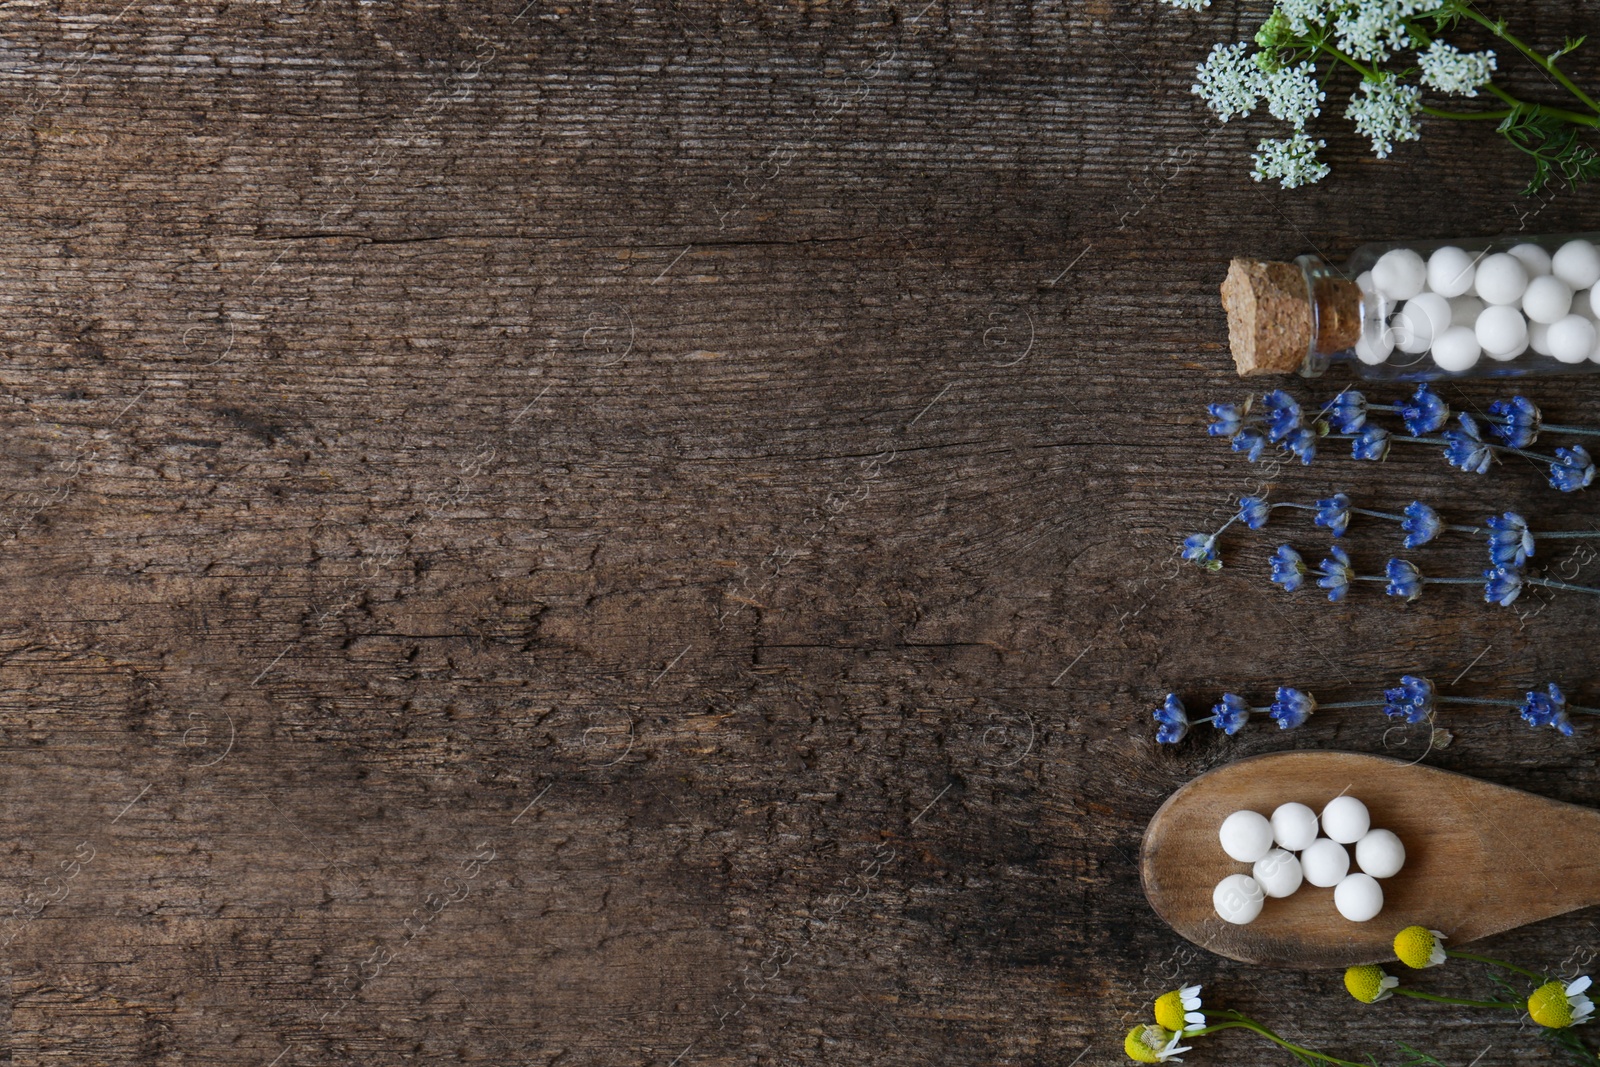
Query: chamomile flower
1344 964 1399 1003
1529 976 1594 1030
1153 984 1205 1033
1346 73 1423 159
1124 1023 1191 1062
1418 39 1497 98
1394 925 1448 969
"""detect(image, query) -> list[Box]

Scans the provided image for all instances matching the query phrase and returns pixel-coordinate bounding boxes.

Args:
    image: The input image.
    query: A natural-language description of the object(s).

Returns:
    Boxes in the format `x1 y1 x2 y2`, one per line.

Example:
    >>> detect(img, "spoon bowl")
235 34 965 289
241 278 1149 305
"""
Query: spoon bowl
1141 751 1600 967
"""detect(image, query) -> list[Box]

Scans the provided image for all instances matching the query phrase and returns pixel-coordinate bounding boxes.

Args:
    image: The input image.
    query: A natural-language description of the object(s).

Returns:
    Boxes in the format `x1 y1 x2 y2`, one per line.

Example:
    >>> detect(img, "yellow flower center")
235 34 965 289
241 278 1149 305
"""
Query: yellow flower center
1154 990 1188 1031
1344 964 1388 1003
1530 981 1575 1029
1124 1024 1173 1063
1393 925 1438 969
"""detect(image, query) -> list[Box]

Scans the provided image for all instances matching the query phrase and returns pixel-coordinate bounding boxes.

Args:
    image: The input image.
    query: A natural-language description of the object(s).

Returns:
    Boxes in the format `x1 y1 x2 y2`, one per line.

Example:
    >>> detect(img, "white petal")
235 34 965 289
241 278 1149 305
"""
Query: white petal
1569 975 1592 995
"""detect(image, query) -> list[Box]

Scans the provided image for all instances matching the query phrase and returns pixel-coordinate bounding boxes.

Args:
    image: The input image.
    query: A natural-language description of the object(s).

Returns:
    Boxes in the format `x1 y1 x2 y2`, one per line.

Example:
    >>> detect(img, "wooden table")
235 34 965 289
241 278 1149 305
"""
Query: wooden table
1 2 1597 1063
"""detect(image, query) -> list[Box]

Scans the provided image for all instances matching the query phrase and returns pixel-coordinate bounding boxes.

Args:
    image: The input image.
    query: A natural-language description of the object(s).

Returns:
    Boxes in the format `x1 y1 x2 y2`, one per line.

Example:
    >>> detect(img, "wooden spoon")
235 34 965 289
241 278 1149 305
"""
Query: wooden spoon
1140 750 1600 968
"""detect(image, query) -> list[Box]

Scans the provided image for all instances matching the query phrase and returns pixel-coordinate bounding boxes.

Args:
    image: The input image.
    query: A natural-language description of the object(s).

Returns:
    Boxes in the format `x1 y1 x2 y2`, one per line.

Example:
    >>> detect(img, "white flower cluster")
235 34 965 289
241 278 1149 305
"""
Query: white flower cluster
1276 0 1333 35
1191 42 1262 122
1418 39 1498 97
1345 73 1423 157
1162 0 1524 188
1332 0 1447 63
1250 133 1331 187
1262 61 1325 129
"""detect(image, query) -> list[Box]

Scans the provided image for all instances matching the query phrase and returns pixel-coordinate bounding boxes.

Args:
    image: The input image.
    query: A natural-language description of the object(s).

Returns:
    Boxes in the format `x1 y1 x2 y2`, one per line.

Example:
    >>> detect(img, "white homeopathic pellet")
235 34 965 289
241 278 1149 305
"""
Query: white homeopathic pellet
1430 325 1482 372
1321 796 1370 843
1474 253 1529 305
1219 809 1275 863
1523 274 1574 324
1300 838 1350 888
1355 828 1406 878
1426 245 1478 297
1373 247 1428 301
1213 873 1265 925
1549 314 1598 364
1270 801 1319 852
1553 239 1600 290
1476 304 1528 359
1396 293 1451 354
1252 848 1304 898
1508 241 1553 276
1334 873 1384 922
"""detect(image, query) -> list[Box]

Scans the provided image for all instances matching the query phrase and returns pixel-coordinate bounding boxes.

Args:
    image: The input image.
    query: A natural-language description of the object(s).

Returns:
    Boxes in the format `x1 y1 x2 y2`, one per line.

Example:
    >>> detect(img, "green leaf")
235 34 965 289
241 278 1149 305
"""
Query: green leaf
1495 104 1600 195
1548 35 1587 66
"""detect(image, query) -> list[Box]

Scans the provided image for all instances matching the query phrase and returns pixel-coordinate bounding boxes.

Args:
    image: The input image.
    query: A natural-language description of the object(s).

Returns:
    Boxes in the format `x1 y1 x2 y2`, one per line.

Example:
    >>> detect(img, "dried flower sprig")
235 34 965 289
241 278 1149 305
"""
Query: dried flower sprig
1265 543 1600 606
1180 491 1600 574
1160 0 1600 192
1155 675 1600 742
1208 386 1599 492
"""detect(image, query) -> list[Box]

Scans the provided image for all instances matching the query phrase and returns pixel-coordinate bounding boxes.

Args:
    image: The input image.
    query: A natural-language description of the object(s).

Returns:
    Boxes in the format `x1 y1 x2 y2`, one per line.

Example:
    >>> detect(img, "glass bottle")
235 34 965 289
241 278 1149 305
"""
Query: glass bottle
1221 232 1600 381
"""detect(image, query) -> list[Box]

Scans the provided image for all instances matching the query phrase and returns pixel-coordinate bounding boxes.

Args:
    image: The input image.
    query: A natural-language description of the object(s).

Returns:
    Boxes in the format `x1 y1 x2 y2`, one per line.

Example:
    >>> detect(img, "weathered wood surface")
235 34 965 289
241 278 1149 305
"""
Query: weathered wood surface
1 1 1599 1064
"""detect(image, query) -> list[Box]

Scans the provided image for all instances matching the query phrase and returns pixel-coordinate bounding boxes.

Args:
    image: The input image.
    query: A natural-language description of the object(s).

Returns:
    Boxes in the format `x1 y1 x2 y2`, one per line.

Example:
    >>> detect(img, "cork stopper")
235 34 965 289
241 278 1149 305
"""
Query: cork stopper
1220 258 1314 376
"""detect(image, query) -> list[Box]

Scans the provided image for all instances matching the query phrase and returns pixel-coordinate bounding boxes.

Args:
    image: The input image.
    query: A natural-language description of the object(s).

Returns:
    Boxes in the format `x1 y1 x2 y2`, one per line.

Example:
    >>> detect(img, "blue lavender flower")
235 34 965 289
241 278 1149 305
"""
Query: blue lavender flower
1352 425 1390 461
1484 564 1524 607
1399 383 1450 436
1155 693 1190 744
1316 545 1353 602
1313 492 1353 538
1485 512 1534 567
1385 558 1423 601
1270 544 1307 592
1232 428 1268 463
1182 533 1221 571
1520 683 1574 737
1444 413 1493 475
1549 445 1595 493
1261 389 1303 443
1323 390 1368 433
1238 496 1271 530
1284 426 1318 465
1487 396 1541 448
1269 686 1316 730
1383 674 1435 724
1401 501 1442 549
1212 693 1250 735
1208 402 1246 438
